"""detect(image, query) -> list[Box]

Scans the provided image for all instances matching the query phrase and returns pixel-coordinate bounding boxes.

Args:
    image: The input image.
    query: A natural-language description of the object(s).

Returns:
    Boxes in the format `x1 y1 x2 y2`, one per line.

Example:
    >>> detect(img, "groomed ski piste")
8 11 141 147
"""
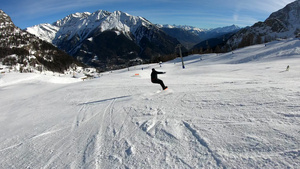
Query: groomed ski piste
0 38 300 168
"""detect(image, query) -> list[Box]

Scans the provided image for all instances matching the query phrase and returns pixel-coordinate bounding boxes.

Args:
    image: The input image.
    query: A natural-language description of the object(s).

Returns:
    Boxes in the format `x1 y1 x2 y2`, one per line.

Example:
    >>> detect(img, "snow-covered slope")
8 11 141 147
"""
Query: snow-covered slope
26 23 59 43
0 38 299 168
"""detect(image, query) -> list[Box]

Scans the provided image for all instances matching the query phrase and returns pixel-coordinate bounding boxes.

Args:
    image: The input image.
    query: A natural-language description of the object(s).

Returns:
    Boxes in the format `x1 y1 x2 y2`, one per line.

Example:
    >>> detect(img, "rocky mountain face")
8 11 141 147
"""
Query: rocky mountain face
226 0 300 50
0 10 78 73
26 10 181 71
158 24 240 49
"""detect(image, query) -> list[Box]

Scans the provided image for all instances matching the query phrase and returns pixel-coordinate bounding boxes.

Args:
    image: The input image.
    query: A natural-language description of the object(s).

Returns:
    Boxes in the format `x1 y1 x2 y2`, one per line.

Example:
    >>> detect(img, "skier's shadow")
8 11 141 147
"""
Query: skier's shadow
78 95 131 105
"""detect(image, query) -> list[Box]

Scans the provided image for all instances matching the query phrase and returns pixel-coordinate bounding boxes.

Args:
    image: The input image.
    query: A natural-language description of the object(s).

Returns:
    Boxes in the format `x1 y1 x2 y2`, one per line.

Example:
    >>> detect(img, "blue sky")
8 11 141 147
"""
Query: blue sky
1 0 295 29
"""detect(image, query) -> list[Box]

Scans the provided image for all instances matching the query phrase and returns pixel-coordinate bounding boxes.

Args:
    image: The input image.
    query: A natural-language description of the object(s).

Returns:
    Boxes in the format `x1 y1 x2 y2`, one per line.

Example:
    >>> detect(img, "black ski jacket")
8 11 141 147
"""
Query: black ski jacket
151 69 165 81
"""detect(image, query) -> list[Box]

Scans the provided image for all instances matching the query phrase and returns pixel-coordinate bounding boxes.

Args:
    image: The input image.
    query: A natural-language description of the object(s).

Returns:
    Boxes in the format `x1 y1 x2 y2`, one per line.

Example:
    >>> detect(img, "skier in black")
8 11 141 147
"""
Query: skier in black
151 68 168 90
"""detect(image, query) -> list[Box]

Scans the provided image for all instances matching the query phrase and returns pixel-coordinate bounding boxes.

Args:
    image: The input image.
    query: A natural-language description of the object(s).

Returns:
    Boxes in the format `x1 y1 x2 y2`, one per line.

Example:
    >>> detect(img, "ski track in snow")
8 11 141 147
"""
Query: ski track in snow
1 39 300 168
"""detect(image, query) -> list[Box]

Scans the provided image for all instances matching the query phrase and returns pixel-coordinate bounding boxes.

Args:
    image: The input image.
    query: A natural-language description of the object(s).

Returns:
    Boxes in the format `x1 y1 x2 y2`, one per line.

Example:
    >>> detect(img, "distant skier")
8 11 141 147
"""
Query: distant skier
151 68 168 90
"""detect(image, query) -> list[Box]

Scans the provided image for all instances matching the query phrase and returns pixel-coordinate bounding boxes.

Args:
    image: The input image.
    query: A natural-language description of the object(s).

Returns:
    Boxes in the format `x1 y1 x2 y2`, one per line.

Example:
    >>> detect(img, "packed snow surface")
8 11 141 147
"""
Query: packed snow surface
1 39 300 168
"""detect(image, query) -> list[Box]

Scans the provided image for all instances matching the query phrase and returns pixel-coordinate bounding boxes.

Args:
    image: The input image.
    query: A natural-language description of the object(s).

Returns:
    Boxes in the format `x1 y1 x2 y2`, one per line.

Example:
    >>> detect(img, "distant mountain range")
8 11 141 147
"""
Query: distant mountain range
2 0 300 73
26 10 181 71
157 24 240 49
26 10 243 70
0 10 78 73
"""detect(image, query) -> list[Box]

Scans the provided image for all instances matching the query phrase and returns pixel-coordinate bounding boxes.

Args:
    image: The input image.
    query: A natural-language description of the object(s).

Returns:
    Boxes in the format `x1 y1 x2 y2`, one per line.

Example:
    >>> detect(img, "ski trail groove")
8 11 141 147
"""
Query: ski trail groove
96 98 117 168
72 103 90 131
113 107 131 138
0 143 23 152
182 121 226 169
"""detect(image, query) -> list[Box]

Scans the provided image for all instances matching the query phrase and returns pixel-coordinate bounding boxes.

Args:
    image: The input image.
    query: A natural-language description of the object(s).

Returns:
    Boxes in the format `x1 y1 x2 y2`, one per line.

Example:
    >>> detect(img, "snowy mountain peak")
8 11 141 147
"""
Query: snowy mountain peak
27 10 153 44
0 9 9 19
266 0 300 31
91 10 111 20
157 24 207 33
71 12 91 18
0 9 15 29
54 12 95 28
26 23 59 43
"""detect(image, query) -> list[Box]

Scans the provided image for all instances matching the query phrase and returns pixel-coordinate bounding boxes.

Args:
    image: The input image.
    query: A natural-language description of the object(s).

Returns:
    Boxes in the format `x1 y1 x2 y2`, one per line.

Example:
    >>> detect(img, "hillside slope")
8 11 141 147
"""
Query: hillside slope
0 38 299 168
0 10 78 73
227 0 300 50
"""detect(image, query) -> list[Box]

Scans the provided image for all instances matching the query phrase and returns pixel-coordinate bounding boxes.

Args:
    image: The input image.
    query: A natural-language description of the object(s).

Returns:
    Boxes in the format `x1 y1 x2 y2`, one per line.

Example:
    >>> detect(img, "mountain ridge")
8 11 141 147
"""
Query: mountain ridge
157 24 240 49
0 9 79 73
226 0 300 50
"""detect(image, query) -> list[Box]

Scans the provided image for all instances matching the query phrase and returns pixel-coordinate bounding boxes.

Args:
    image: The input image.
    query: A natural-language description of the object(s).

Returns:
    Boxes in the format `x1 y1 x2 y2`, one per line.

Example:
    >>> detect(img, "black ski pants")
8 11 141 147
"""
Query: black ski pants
152 78 166 89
